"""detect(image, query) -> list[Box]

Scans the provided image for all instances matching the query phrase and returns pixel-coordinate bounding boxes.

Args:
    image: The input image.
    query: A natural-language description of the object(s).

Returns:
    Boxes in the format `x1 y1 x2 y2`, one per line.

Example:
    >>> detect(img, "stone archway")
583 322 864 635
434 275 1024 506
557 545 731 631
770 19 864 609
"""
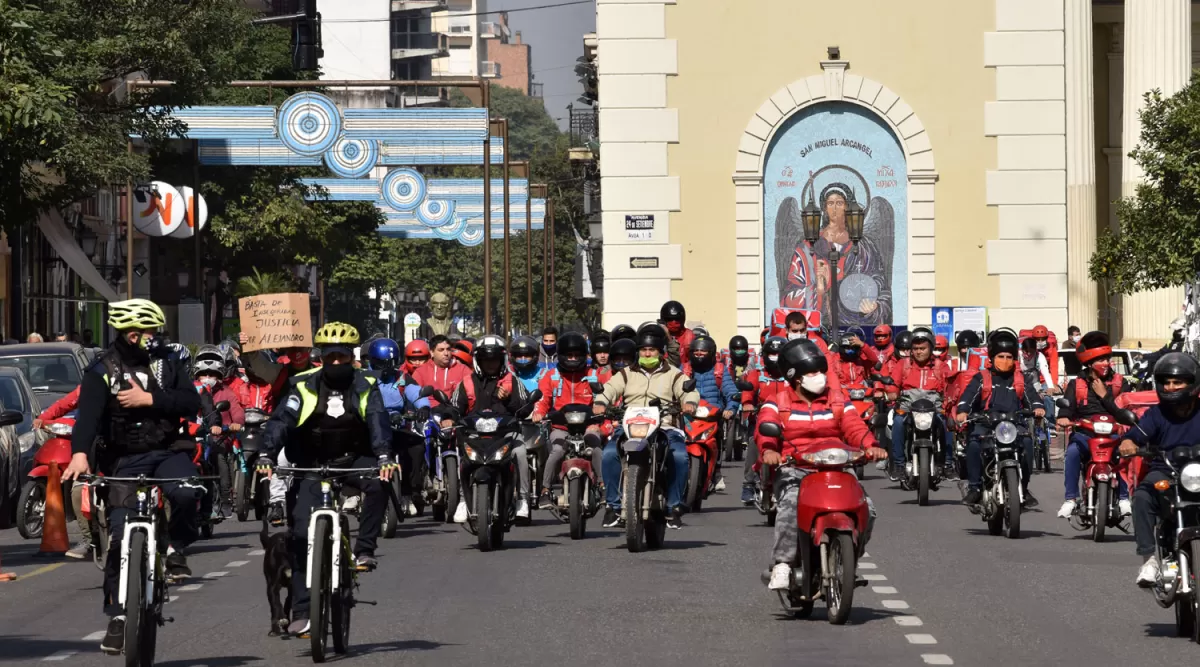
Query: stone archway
730 60 939 337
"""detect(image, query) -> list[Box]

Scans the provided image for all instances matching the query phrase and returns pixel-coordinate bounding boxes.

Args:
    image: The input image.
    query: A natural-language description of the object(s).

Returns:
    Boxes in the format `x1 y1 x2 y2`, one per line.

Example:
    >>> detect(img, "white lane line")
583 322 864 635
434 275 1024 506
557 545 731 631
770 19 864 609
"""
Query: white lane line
872 586 898 594
863 552 870 558
922 655 954 665
906 634 938 645
82 631 106 641
168 595 179 603
881 600 910 610
203 571 229 578
858 561 878 570
178 583 204 591
225 560 250 568
43 651 77 661
249 549 265 556
862 574 887 581
894 616 924 626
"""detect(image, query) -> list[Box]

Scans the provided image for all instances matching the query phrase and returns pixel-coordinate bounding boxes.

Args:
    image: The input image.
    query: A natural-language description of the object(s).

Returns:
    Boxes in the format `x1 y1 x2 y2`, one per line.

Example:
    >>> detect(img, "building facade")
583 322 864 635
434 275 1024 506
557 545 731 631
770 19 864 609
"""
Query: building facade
483 12 532 94
595 0 1195 347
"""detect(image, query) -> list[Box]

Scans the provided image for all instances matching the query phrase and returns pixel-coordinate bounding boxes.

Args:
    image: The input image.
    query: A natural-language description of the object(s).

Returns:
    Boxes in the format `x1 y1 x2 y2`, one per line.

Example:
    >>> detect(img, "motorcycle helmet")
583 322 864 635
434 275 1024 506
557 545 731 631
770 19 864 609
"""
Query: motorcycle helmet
1076 331 1112 365
405 339 431 362
590 336 611 365
366 338 401 373
779 338 828 381
611 324 637 342
837 333 859 361
894 331 914 357
473 335 507 378
660 300 686 324
689 335 718 371
557 332 589 373
1154 352 1200 407
955 330 981 350
509 336 539 373
910 326 935 348
761 336 787 377
987 328 1019 359
873 325 893 345
934 335 949 356
193 344 225 379
636 323 667 351
610 338 637 371
453 338 475 366
728 335 750 366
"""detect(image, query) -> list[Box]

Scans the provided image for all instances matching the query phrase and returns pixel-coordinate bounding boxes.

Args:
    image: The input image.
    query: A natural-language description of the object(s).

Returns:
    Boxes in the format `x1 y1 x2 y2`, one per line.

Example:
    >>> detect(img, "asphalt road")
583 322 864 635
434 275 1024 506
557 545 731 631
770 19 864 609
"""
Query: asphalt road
0 463 1195 667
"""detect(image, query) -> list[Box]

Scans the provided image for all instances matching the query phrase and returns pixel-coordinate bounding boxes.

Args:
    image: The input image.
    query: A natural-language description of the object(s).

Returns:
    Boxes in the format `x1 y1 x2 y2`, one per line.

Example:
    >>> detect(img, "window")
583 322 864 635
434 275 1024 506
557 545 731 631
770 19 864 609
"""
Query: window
0 355 81 393
0 377 27 413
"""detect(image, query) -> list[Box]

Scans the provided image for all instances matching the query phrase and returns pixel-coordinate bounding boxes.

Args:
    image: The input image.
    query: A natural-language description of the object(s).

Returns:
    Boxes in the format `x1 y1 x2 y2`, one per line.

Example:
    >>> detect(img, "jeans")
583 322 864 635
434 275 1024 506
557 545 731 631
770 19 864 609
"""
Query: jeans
772 466 876 563
71 483 91 547
542 428 604 490
964 426 1033 492
601 427 689 511
1064 431 1129 501
103 451 203 616
394 431 427 498
890 411 947 467
288 455 384 618
1134 470 1171 557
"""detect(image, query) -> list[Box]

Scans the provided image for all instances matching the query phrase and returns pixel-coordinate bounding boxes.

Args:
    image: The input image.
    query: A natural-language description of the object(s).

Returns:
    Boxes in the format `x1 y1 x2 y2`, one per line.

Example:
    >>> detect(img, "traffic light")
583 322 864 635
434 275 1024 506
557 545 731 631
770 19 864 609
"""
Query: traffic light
293 0 323 71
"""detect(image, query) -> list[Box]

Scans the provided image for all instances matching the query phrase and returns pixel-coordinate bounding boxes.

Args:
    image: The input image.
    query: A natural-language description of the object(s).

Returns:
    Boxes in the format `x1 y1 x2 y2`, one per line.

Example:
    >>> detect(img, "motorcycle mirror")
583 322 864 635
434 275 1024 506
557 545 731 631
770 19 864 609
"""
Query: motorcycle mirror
526 389 544 404
735 380 754 392
434 390 450 405
1055 397 1070 410
682 379 697 393
419 385 435 398
1115 408 1140 427
880 377 895 386
213 400 231 412
0 410 22 428
758 422 783 438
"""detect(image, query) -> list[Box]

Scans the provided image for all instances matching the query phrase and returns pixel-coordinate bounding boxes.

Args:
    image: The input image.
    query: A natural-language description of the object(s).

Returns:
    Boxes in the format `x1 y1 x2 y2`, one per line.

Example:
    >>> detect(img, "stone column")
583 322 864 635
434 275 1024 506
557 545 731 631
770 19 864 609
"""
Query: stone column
1064 0 1098 332
1120 0 1190 344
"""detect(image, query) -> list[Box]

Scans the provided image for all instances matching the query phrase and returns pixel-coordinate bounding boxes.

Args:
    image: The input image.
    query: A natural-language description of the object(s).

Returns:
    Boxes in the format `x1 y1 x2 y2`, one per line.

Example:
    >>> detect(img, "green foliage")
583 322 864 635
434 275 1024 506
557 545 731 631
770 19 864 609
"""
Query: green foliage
1090 83 1200 293
234 268 298 299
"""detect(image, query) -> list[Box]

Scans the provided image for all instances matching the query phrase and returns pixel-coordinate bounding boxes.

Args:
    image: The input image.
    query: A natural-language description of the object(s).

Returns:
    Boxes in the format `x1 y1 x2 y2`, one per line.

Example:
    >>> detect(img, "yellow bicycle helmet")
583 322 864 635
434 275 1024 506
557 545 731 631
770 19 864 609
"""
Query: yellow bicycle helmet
108 299 167 330
314 322 360 346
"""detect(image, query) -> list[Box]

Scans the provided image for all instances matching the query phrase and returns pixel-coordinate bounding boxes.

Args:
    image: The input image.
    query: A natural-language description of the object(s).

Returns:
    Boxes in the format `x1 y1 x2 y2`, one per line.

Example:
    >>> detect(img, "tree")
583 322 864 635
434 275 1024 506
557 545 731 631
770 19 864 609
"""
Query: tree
1090 83 1200 293
235 268 298 299
0 0 279 230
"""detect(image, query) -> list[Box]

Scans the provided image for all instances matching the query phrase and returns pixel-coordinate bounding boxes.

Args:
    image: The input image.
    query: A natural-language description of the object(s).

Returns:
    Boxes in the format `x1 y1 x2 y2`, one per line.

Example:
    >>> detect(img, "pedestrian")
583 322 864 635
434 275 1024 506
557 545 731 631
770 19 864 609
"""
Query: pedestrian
27 332 44 343
82 329 95 347
53 332 68 342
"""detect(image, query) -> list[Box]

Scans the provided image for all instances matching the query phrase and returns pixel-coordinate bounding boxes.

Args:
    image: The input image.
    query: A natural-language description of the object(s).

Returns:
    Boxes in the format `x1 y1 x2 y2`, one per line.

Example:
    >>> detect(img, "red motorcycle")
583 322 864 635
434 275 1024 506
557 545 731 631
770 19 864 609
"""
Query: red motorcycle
16 418 73 539
1063 409 1128 542
546 403 607 540
845 381 875 479
684 400 721 512
758 424 871 625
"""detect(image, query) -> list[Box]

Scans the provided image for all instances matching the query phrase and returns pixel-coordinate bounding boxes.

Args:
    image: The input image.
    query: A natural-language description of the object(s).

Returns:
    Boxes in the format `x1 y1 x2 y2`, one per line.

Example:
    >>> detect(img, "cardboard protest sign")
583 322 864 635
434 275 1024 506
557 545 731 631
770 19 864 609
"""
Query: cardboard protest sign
239 293 312 352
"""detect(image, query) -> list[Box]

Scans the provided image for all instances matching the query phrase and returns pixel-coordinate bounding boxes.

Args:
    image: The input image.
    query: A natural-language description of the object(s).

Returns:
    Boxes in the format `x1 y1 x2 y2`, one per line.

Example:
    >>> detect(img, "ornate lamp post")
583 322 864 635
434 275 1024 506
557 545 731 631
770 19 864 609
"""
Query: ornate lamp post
802 191 864 335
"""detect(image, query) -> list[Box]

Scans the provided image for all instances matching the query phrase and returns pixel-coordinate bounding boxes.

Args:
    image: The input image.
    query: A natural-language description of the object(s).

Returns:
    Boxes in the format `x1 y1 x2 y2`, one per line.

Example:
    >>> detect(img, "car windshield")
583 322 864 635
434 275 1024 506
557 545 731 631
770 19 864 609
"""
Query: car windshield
0 355 79 393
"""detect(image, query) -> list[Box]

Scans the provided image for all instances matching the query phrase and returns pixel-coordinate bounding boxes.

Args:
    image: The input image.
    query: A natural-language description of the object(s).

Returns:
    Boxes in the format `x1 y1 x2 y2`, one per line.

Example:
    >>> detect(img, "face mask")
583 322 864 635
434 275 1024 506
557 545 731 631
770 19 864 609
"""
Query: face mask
1070 335 1081 344
613 359 630 371
1091 361 1111 377
199 376 218 388
638 356 660 370
933 350 944 358
992 357 1015 373
323 362 355 390
787 332 804 341
691 353 714 371
542 343 557 355
800 373 827 395
665 321 684 335
1036 340 1047 350
899 350 910 358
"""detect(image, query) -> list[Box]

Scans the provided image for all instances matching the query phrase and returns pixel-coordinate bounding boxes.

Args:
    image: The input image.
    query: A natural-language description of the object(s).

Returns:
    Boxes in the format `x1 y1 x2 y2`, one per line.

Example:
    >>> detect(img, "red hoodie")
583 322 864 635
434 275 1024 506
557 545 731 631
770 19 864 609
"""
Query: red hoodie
412 360 472 406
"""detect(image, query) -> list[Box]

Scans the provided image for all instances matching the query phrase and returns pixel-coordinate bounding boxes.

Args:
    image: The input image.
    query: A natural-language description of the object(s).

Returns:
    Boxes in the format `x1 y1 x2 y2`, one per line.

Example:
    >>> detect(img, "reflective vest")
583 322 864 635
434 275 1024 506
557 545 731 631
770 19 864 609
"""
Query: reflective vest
293 370 376 426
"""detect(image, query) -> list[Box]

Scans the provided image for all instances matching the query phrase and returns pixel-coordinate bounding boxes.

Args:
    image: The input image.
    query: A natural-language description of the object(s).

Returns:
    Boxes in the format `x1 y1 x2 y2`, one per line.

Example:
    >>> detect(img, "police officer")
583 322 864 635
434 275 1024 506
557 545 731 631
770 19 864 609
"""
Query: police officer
62 299 203 655
257 322 395 637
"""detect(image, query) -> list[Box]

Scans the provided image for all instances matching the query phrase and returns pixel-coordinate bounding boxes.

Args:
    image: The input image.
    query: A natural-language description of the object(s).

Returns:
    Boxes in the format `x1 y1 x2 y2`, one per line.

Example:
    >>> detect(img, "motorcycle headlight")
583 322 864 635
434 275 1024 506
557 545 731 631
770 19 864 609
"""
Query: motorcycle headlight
1092 421 1113 435
628 423 650 439
695 406 710 419
849 389 867 400
565 412 587 425
18 431 36 453
474 418 499 434
801 448 851 466
492 445 510 461
913 412 934 432
1181 464 1200 493
464 445 480 462
995 421 1018 445
48 423 73 436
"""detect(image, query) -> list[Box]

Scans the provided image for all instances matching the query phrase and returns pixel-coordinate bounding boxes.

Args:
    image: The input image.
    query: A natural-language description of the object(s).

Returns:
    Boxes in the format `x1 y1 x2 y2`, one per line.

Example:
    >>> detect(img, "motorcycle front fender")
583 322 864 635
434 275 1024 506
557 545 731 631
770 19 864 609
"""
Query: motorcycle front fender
28 464 48 479
1088 462 1114 481
997 458 1021 472
686 443 707 459
471 465 498 484
563 460 594 481
913 439 935 450
811 512 859 546
1178 527 1200 547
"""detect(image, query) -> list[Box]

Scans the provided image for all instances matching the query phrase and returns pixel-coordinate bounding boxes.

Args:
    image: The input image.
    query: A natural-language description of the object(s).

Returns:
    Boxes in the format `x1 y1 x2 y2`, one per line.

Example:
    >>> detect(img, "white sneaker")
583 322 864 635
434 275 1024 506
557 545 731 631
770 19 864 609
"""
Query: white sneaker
875 460 888 471
453 501 468 523
715 477 727 492
1056 499 1077 519
400 495 417 516
515 498 530 519
1119 499 1132 517
343 495 361 512
768 563 791 591
1137 558 1161 588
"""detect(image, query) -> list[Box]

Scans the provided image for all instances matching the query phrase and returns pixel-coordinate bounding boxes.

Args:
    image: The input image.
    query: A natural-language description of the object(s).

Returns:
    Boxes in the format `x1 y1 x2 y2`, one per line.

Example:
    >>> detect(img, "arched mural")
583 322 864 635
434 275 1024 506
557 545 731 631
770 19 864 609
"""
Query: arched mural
763 102 908 329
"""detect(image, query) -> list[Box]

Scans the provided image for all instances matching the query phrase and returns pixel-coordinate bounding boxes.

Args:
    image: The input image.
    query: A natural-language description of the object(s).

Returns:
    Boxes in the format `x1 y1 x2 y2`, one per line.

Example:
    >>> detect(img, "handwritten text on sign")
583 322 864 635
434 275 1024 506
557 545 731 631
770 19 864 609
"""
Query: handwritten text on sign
239 293 312 352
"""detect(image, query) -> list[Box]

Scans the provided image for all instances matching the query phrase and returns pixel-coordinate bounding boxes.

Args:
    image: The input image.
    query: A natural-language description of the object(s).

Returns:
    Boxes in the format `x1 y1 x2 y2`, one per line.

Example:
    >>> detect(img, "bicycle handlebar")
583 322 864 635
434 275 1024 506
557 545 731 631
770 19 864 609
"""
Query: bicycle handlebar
79 474 219 485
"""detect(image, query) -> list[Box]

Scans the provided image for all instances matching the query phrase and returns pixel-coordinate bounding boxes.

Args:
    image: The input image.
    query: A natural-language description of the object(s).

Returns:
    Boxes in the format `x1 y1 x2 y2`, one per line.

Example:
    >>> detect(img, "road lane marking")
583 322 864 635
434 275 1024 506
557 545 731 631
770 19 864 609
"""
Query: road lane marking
894 616 923 626
862 574 887 581
872 586 898 594
225 560 250 568
249 549 265 556
43 651 76 661
178 584 204 591
922 655 954 665
858 561 877 569
82 631 106 641
168 595 179 603
881 600 909 609
203 571 228 578
906 634 937 645
20 562 66 581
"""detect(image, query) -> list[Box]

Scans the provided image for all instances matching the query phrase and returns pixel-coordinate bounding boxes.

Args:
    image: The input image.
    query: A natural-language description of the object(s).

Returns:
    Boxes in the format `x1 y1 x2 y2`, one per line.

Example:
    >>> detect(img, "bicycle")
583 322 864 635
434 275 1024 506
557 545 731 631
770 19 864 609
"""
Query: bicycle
275 465 382 663
81 473 215 667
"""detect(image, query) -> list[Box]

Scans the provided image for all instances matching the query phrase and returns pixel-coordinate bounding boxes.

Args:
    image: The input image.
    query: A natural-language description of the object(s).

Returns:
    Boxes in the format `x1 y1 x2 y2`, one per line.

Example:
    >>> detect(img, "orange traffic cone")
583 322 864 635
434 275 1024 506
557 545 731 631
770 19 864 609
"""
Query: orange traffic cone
0 549 15 581
39 462 70 555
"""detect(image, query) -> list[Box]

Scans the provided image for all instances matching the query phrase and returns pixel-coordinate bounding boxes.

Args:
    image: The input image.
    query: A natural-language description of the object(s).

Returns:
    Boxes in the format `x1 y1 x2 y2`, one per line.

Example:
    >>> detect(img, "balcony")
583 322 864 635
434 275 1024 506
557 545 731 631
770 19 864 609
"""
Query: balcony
530 82 543 98
391 0 447 11
481 61 501 78
480 21 509 40
391 32 449 60
569 104 598 161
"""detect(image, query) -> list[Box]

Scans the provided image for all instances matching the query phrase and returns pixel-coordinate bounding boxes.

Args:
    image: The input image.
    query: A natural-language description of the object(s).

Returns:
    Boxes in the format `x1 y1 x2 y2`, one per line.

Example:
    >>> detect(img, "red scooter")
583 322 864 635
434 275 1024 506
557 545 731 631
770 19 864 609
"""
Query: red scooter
1062 407 1129 542
16 418 73 539
684 399 721 512
759 423 872 625
845 381 875 479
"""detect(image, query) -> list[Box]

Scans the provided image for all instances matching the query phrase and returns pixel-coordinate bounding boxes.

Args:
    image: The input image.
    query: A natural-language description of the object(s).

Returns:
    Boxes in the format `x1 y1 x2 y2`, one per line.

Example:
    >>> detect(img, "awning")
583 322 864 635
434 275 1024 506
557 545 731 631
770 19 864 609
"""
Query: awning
37 209 121 302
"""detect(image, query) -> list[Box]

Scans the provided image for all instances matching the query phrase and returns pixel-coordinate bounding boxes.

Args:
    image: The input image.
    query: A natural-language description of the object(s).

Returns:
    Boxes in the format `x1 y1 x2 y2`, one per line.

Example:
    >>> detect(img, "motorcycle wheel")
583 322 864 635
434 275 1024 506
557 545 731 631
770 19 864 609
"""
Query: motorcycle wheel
917 447 931 507
826 533 857 625
16 480 45 539
1003 468 1022 539
686 455 704 512
233 468 249 522
1092 481 1111 543
986 483 1004 536
723 425 735 463
1189 541 1200 643
624 463 648 553
254 477 267 522
766 508 777 527
568 476 586 540
475 483 494 552
443 456 459 525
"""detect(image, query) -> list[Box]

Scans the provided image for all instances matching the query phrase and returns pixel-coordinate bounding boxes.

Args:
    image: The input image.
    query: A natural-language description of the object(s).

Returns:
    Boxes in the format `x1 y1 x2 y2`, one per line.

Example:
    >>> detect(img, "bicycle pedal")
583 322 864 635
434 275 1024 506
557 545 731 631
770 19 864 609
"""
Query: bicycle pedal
356 599 378 606
163 616 175 624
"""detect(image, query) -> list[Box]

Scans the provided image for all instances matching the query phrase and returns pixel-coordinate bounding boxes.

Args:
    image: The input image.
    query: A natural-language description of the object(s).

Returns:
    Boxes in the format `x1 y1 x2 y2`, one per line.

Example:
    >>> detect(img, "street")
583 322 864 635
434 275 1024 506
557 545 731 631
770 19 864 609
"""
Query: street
0 465 1192 667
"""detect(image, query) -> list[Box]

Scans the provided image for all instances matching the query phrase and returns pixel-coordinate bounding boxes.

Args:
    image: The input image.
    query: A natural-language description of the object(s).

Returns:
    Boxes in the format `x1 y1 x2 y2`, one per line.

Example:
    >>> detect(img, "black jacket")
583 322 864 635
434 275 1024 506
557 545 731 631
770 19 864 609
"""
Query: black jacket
956 368 1041 417
444 373 529 418
262 367 390 462
1057 371 1131 421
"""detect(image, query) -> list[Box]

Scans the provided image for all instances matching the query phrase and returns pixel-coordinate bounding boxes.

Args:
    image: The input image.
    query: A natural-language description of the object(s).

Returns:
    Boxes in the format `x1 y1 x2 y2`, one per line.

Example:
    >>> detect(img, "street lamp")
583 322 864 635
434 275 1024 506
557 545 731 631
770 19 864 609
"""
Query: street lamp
803 189 865 337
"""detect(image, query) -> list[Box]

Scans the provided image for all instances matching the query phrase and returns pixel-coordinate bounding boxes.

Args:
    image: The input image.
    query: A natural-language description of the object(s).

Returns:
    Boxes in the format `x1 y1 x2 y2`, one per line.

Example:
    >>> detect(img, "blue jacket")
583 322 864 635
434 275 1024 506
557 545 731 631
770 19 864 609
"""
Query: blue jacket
513 366 546 393
378 371 430 414
1130 404 1200 472
691 365 738 411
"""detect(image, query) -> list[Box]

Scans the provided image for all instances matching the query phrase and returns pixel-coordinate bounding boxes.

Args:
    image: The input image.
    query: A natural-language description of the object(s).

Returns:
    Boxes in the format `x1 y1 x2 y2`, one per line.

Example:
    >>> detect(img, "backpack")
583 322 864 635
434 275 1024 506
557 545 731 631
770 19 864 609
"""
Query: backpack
978 368 1024 410
1075 374 1123 406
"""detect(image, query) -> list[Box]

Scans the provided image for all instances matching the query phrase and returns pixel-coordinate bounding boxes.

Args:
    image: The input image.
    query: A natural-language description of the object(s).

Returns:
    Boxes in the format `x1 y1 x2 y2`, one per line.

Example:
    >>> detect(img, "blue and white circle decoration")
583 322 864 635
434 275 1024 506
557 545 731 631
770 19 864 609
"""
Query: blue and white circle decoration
433 214 467 240
415 199 455 228
381 168 425 211
277 92 342 157
458 224 485 247
324 138 378 178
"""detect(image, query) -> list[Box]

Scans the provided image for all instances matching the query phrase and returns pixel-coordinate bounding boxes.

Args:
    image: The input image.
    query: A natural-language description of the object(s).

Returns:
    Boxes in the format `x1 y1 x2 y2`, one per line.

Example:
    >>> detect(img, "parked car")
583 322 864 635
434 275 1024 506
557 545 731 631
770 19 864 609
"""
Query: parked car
0 342 88 407
0 367 44 528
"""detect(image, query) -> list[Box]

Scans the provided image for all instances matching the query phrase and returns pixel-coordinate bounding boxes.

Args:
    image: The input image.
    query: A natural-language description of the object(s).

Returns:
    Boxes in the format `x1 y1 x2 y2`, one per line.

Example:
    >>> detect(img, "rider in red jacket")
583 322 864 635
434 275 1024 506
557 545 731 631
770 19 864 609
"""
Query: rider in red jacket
531 333 601 509
886 327 950 480
660 300 694 369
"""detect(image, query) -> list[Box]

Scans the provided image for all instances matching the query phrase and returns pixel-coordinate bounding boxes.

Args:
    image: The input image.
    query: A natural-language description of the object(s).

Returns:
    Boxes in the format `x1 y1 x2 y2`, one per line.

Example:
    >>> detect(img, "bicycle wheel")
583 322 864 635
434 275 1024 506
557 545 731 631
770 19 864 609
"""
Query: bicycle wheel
310 517 331 663
331 526 352 654
124 531 147 667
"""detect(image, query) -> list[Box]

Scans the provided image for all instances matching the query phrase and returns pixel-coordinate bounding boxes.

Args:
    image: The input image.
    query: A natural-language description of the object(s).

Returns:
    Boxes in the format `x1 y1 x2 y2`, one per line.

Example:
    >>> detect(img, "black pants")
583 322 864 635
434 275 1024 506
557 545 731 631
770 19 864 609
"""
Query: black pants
103 450 203 616
288 455 384 617
1134 470 1171 557
395 432 428 497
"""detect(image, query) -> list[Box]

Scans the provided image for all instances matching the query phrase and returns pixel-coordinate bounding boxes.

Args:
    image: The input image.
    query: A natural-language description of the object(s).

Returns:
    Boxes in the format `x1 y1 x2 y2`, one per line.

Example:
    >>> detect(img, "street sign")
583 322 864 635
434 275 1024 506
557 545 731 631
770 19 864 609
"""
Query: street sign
931 306 988 347
403 312 421 344
931 307 953 343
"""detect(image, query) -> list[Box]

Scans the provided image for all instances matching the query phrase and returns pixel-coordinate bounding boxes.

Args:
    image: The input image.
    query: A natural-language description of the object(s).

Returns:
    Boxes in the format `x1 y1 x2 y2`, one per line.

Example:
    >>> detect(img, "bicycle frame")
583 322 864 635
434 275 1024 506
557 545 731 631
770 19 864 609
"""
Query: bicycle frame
277 467 377 591
118 484 162 608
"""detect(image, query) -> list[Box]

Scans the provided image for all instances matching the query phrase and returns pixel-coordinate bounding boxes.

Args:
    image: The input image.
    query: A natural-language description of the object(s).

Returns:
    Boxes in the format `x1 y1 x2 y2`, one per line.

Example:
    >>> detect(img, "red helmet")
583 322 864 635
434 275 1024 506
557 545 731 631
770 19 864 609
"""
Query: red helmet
934 335 949 351
1076 331 1112 365
452 339 474 366
1032 325 1050 339
405 340 430 359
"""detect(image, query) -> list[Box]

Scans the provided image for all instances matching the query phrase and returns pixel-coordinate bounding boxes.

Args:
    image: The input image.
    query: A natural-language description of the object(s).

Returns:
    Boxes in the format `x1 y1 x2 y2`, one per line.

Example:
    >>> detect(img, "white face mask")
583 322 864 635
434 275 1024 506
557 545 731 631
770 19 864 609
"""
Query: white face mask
787 332 804 341
1070 335 1081 344
199 376 218 388
1036 340 1047 350
800 373 827 394
933 350 944 358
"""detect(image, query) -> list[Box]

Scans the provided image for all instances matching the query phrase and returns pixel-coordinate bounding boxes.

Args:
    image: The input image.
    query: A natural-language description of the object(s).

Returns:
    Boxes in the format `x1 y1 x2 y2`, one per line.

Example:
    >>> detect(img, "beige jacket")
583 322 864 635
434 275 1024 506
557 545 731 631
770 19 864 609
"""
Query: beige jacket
595 363 700 428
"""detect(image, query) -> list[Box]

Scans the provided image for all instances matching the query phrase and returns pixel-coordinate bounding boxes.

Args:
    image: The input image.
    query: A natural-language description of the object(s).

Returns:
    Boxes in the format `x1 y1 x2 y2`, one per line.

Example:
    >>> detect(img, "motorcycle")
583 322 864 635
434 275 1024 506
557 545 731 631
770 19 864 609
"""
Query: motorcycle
757 422 871 625
193 400 231 539
900 398 947 505
965 409 1032 539
231 407 270 522
615 402 673 552
544 403 606 539
380 412 409 538
1058 400 1128 542
684 399 722 512
17 417 73 539
427 413 459 524
519 419 546 526
845 380 876 480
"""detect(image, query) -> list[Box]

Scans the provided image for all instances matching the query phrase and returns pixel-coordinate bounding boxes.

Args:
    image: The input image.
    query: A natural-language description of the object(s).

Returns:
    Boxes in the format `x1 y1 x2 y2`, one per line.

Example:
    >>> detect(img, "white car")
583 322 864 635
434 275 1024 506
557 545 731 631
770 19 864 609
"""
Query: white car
1056 347 1145 390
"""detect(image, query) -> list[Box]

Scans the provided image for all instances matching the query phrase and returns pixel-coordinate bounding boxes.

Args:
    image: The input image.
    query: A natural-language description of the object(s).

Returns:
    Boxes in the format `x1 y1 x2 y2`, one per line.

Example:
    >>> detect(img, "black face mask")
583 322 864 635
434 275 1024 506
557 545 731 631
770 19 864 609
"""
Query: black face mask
323 363 355 391
691 354 715 373
114 334 151 366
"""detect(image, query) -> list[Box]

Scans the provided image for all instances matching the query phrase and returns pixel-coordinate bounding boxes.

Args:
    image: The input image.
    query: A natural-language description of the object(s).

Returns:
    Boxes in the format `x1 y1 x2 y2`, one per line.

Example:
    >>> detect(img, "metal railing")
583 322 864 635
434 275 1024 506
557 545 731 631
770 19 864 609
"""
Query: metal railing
390 32 449 55
391 0 448 11
568 104 598 147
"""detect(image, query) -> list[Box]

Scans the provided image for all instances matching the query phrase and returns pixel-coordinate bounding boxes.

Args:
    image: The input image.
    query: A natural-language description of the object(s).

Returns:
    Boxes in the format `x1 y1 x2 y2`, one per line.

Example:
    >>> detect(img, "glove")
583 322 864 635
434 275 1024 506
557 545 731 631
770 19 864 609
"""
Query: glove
417 407 431 423
379 455 400 481
255 457 274 476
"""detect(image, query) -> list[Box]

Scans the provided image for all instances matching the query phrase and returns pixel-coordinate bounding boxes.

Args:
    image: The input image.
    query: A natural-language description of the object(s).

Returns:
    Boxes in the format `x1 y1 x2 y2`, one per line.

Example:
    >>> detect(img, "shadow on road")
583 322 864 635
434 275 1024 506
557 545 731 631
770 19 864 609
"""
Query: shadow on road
157 656 262 667
1143 622 1179 638
896 498 963 507
188 542 254 555
768 605 902 625
500 540 560 550
963 528 1062 538
690 506 750 514
389 528 456 539
355 638 454 654
0 636 92 661
1068 532 1135 543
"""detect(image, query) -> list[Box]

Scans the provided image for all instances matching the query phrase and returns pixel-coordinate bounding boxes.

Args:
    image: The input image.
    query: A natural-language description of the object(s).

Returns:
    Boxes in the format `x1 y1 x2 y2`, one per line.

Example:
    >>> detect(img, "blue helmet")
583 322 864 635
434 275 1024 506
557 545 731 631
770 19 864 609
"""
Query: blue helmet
366 338 401 372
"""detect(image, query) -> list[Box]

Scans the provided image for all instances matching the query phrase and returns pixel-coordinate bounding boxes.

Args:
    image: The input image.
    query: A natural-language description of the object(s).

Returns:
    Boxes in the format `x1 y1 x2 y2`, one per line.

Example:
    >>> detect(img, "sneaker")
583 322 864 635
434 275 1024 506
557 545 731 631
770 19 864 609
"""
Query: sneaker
100 616 125 654
963 488 982 506
741 485 755 505
1119 498 1132 517
515 498 530 519
1057 499 1077 519
875 460 888 471
287 617 311 637
888 462 903 482
268 502 285 526
355 553 378 571
65 542 93 560
165 552 191 580
1137 558 1161 588
343 495 361 512
667 507 684 530
1022 491 1039 509
768 563 791 590
537 489 553 510
602 507 621 527
453 500 468 523
715 477 727 492
400 495 417 517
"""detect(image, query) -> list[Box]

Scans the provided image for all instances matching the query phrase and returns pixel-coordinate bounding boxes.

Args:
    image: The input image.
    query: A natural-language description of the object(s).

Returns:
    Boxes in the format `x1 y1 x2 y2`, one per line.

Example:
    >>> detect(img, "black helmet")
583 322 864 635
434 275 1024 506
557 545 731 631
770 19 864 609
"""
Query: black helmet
762 336 787 376
611 324 637 342
728 335 750 364
660 300 686 323
895 331 914 352
1154 353 1200 407
987 328 1019 359
509 336 539 373
689 335 718 370
590 336 611 360
955 330 981 350
779 338 828 381
557 332 589 373
910 327 935 348
610 338 637 370
636 323 667 351
473 335 508 378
